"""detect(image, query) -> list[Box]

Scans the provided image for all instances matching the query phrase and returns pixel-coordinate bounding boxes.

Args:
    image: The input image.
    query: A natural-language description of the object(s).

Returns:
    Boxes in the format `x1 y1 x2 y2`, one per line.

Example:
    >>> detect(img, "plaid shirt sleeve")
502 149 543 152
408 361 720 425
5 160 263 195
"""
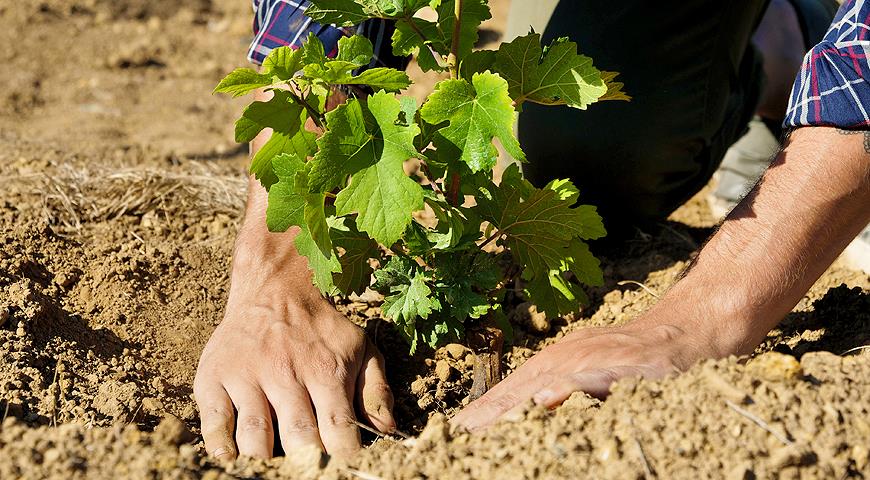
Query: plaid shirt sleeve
785 0 870 128
247 0 407 71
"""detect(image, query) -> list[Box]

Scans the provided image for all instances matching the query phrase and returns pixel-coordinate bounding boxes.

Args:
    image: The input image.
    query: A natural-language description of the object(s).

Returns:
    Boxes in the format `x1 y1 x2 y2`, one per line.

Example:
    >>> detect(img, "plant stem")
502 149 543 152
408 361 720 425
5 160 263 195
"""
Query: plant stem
446 0 463 78
288 90 325 129
478 228 502 250
447 172 461 206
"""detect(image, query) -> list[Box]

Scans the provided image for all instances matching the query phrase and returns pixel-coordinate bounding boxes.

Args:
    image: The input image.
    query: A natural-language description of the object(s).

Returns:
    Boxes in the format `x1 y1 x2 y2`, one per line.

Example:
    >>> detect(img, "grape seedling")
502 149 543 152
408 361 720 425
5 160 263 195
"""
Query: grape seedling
215 0 627 355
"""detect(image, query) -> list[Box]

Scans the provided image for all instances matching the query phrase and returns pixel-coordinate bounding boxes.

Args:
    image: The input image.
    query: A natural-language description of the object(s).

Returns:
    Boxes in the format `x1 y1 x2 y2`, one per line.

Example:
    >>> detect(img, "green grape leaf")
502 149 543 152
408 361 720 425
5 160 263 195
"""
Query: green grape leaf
599 71 631 101
265 154 340 294
493 33 607 109
439 282 489 321
420 72 523 172
459 49 496 81
404 221 432 255
214 68 272 97
476 166 605 276
306 0 369 24
373 255 415 291
382 272 440 344
392 18 446 72
234 90 301 143
427 201 465 249
301 32 327 65
308 0 431 24
331 218 379 295
236 91 316 189
436 0 491 61
562 239 604 287
262 46 304 80
545 178 580 204
318 92 422 245
336 35 374 65
524 269 589 317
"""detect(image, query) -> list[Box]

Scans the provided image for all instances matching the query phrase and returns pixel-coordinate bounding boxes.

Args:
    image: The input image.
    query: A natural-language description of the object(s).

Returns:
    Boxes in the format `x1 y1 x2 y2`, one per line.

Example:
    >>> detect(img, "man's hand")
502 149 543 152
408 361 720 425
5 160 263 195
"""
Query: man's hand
192 85 394 460
194 285 394 459
454 127 870 431
194 183 395 460
451 319 712 431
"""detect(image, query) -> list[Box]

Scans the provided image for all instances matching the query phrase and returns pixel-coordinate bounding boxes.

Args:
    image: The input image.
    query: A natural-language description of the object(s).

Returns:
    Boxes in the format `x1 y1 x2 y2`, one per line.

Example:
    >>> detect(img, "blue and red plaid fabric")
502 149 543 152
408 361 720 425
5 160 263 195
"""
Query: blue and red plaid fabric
247 0 404 70
786 0 870 128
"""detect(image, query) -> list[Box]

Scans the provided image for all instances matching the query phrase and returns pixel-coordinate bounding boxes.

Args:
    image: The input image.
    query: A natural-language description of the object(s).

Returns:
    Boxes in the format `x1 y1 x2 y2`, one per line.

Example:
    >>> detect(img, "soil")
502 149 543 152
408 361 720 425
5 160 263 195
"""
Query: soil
1 0 868 479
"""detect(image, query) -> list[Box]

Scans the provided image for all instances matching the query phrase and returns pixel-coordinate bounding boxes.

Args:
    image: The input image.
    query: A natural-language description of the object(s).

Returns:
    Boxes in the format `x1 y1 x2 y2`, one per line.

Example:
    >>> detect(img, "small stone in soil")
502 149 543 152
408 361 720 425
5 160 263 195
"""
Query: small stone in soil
444 343 467 360
435 360 453 382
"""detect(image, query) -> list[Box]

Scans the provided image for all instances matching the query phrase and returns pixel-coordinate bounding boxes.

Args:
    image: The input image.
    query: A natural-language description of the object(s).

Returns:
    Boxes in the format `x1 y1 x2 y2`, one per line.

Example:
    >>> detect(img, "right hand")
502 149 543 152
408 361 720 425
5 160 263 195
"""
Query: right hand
193 244 395 460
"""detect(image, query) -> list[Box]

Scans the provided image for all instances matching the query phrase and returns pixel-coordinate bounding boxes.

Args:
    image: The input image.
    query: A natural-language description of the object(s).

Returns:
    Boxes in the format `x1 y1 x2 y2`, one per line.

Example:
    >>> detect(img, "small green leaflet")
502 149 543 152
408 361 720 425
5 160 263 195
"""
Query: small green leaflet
302 35 412 93
524 269 589 318
214 47 306 97
392 18 445 72
310 92 423 245
373 255 415 291
213 69 272 97
234 91 316 189
262 46 305 81
420 72 523 172
382 272 440 349
523 239 603 317
492 33 607 109
306 0 430 25
265 154 340 294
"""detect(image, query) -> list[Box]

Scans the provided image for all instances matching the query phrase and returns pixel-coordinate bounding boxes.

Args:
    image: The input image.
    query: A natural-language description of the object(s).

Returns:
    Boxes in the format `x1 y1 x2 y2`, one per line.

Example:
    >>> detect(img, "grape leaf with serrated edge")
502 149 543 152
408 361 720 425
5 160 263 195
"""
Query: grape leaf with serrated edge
420 72 523 172
492 33 607 109
322 92 423 245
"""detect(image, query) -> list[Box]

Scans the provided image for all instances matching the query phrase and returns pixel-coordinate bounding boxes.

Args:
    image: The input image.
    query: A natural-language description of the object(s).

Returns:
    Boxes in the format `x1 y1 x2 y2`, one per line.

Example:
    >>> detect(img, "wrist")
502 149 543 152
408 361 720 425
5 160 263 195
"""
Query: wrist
228 223 327 311
630 279 763 360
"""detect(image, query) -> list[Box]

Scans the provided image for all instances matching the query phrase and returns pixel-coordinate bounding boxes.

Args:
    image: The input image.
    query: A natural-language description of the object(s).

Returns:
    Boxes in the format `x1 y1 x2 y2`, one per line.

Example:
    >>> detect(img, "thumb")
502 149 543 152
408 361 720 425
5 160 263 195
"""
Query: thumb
532 366 652 408
356 338 396 433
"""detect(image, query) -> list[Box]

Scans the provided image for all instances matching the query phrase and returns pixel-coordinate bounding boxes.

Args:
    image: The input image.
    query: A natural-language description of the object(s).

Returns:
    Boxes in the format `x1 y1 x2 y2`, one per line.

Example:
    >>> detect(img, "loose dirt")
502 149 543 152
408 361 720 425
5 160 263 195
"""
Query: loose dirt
1 0 868 479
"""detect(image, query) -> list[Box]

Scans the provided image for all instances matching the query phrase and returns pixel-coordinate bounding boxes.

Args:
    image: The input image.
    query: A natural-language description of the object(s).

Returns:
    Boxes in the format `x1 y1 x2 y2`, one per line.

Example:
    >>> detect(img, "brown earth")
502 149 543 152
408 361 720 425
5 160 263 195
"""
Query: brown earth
1 0 868 479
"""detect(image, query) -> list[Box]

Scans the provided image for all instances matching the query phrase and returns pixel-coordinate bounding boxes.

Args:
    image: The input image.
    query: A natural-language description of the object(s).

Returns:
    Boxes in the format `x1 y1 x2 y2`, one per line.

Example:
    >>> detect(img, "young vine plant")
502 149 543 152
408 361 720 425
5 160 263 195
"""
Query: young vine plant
215 0 628 352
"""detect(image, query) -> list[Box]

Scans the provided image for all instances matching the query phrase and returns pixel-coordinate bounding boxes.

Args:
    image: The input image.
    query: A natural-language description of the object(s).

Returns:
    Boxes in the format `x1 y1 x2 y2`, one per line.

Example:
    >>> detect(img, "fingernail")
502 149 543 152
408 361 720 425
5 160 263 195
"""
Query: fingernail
533 390 554 405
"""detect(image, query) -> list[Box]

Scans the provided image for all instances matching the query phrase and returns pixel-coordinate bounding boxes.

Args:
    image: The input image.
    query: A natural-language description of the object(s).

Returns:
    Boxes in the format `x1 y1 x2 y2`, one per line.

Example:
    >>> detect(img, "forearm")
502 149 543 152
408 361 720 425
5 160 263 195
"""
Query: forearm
642 127 870 356
228 90 323 309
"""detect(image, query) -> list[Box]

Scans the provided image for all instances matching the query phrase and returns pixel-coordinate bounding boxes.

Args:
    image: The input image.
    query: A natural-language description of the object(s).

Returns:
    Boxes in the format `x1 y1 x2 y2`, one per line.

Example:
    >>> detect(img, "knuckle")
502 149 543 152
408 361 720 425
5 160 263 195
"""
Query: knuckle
323 412 356 429
238 415 272 434
481 392 520 413
282 419 318 435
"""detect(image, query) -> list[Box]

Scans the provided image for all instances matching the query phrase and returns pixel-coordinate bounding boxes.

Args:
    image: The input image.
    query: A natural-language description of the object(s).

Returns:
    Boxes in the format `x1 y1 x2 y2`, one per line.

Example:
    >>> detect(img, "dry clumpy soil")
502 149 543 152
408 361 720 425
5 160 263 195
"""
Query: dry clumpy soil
1 0 869 479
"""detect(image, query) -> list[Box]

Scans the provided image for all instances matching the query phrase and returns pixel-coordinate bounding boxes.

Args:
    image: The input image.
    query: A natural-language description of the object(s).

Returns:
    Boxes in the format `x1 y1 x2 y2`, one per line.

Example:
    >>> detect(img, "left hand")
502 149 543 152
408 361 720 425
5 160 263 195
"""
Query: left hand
451 321 711 431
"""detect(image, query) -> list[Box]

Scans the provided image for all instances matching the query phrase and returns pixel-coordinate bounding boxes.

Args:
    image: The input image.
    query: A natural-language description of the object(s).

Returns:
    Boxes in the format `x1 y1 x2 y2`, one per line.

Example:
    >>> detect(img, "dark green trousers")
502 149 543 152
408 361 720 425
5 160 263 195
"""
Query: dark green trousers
518 1 770 233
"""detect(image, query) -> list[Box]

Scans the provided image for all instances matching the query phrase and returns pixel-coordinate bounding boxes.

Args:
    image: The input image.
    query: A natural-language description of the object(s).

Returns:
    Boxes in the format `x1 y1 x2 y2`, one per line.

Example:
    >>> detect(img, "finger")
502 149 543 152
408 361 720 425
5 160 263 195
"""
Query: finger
532 366 651 408
355 338 396 434
225 383 275 459
308 382 361 458
450 366 550 432
194 382 237 460
263 382 324 454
